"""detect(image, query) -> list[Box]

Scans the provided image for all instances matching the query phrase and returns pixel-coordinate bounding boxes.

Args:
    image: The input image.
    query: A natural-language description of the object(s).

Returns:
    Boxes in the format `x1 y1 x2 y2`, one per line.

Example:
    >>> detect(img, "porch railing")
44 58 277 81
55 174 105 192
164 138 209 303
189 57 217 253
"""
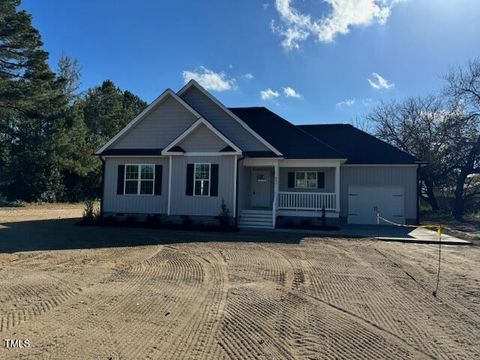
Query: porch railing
277 192 337 211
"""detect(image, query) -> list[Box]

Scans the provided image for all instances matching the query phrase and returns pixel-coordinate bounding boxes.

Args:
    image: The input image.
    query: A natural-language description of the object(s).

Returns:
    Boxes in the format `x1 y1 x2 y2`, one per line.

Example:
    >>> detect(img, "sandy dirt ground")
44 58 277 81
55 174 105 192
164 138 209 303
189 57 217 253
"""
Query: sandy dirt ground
0 205 479 359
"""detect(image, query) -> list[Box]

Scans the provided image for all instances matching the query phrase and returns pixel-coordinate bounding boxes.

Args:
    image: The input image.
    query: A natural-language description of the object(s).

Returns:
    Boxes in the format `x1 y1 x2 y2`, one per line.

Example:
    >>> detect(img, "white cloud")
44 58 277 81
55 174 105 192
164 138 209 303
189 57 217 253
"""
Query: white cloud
263 3 270 10
261 88 280 100
243 73 254 80
182 66 235 91
283 86 301 98
336 97 376 107
336 98 356 107
367 72 394 90
272 0 404 50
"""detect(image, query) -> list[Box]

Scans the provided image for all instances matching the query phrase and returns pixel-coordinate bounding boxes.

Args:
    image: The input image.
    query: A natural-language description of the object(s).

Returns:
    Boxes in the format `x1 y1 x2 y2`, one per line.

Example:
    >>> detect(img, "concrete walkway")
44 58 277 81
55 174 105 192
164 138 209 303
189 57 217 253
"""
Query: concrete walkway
274 225 471 245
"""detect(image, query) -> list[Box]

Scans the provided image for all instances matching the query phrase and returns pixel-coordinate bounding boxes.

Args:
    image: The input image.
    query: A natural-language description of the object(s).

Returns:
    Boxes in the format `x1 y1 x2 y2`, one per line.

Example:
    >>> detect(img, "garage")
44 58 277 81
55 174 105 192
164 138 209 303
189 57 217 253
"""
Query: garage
348 185 405 225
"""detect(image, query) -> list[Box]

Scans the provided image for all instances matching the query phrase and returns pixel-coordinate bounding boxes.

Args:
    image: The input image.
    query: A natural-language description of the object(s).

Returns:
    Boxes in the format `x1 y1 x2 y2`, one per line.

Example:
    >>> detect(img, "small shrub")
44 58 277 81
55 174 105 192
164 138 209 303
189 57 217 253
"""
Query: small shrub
218 198 230 228
320 206 326 226
83 199 99 221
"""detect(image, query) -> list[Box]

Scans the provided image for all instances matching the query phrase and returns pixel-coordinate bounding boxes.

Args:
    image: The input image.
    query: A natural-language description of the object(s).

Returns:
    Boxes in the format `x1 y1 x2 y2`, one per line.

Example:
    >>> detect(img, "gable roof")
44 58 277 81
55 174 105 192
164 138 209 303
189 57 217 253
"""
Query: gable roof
299 124 420 164
178 80 283 156
96 89 202 155
229 107 345 159
162 117 242 155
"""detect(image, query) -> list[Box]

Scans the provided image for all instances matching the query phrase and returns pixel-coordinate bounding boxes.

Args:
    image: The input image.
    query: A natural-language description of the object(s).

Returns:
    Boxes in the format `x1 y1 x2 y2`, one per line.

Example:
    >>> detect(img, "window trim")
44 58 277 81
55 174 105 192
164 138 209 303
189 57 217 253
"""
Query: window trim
294 171 318 189
193 162 211 197
124 164 156 196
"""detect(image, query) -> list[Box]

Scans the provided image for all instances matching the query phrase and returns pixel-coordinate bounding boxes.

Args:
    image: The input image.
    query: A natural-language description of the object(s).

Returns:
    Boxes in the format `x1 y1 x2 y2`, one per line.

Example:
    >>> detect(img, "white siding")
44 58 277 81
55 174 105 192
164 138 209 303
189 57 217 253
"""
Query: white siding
340 166 417 221
178 123 228 152
170 155 236 216
103 157 168 214
112 96 197 149
180 87 269 151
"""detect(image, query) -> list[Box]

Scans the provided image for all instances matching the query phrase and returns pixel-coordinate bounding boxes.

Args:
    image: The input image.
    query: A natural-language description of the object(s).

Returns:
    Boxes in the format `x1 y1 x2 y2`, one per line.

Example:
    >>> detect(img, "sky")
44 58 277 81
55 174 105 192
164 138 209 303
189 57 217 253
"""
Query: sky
22 0 480 125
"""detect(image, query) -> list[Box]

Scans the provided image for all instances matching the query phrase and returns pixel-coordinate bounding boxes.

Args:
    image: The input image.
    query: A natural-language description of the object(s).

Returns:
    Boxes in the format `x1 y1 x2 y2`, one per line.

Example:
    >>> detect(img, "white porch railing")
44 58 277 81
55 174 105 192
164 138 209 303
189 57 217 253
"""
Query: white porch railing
277 192 337 211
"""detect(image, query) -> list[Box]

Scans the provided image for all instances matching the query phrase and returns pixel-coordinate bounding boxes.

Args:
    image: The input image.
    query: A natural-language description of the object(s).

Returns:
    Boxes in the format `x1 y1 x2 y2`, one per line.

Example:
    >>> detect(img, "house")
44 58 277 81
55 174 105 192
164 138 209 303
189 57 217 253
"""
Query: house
96 80 421 229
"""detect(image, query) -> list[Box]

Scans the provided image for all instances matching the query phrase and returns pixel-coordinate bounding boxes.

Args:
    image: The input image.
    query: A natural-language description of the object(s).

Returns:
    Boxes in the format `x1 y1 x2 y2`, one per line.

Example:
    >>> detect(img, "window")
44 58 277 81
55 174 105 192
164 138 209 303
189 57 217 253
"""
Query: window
295 171 317 189
124 164 155 195
194 163 210 196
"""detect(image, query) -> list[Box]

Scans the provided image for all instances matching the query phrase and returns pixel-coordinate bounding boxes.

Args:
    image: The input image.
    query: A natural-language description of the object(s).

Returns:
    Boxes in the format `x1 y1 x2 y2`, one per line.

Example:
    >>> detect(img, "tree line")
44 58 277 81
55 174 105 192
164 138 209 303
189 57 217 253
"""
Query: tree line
0 0 147 202
1 0 478 220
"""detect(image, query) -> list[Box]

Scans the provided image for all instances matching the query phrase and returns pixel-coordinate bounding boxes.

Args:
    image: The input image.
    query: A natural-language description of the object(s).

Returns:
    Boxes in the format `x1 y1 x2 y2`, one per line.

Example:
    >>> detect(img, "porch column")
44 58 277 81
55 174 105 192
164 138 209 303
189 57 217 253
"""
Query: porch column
272 162 279 228
335 164 340 213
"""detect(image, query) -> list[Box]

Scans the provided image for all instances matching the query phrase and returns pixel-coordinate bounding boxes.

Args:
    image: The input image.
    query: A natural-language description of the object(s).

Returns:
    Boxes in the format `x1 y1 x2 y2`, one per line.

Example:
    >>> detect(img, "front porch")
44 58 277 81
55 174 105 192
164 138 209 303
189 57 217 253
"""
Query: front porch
238 158 341 228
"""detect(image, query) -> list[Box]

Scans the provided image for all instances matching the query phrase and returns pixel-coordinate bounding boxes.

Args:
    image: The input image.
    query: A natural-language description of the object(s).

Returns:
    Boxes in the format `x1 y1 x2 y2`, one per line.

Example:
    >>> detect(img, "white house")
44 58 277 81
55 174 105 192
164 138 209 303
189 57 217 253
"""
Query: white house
96 80 421 229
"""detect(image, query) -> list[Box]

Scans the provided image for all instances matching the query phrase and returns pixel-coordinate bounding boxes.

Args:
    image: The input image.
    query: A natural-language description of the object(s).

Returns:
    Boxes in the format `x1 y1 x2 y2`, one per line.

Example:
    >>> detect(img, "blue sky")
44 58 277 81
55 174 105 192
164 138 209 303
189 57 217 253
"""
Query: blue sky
23 0 480 125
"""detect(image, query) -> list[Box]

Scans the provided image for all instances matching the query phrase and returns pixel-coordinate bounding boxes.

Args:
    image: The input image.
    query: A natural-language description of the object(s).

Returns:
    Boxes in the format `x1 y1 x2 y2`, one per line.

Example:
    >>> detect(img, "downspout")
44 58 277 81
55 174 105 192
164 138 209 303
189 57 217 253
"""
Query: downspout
235 152 245 228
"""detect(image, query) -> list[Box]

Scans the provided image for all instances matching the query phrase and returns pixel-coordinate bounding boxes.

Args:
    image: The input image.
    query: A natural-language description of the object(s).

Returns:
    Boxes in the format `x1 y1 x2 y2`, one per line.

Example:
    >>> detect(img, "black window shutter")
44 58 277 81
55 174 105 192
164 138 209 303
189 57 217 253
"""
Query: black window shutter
210 164 219 197
117 165 125 195
186 164 194 196
317 172 325 188
154 165 162 195
288 172 295 188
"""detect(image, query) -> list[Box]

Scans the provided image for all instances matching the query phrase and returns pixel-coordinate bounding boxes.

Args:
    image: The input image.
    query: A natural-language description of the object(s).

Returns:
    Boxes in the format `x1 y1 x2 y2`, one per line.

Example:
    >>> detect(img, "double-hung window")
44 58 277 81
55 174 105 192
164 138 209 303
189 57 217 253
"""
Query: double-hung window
125 164 154 195
295 171 317 189
194 163 210 196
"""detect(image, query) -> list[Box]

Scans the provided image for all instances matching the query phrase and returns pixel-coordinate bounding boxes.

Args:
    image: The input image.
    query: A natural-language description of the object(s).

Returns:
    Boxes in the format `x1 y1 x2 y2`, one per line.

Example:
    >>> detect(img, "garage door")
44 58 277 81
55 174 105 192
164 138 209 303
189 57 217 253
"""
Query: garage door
348 186 405 225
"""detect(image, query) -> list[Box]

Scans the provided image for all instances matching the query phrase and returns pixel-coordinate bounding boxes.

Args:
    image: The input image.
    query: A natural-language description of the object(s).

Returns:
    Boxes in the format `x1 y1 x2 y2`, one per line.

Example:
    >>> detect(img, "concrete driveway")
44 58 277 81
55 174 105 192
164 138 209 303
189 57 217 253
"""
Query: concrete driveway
275 225 471 245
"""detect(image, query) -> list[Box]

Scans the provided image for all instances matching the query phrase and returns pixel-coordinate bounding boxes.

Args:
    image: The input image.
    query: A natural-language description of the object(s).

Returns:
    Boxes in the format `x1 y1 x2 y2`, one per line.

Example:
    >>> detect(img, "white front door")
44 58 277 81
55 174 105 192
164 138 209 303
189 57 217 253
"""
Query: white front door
348 185 405 225
251 170 271 208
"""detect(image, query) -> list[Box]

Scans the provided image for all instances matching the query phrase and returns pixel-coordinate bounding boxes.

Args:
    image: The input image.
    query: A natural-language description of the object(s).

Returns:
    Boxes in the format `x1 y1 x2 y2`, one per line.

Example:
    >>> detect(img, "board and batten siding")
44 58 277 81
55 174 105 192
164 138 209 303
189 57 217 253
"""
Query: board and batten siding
103 157 168 214
170 155 236 216
180 87 269 151
340 165 417 221
112 96 197 149
178 123 228 152
279 167 335 193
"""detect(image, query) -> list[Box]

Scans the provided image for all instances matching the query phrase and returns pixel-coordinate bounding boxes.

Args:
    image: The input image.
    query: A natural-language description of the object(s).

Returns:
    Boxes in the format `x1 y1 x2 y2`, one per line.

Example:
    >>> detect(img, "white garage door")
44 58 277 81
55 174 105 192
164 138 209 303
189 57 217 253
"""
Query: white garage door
348 186 405 225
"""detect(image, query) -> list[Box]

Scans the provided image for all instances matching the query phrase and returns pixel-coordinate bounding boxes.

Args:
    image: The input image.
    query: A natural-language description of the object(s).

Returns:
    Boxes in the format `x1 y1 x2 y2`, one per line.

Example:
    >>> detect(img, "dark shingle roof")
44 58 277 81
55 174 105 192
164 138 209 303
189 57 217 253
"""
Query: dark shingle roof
299 124 419 164
101 148 163 156
229 107 345 159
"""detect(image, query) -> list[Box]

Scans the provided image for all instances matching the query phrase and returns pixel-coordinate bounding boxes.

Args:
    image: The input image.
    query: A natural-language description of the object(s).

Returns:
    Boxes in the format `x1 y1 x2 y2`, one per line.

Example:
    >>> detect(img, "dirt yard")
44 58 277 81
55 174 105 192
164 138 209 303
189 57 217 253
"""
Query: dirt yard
0 205 479 359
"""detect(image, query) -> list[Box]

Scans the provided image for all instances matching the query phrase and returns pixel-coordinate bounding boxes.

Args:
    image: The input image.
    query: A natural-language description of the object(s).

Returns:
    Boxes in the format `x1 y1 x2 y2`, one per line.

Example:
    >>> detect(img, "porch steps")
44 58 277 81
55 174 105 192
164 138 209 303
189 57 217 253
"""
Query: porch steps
238 209 273 229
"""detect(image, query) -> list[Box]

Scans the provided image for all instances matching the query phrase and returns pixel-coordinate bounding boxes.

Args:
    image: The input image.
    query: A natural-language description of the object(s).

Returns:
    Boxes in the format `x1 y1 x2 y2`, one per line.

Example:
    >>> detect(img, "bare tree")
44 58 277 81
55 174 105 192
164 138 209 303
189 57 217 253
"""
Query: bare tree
444 59 480 219
56 53 81 103
366 96 454 211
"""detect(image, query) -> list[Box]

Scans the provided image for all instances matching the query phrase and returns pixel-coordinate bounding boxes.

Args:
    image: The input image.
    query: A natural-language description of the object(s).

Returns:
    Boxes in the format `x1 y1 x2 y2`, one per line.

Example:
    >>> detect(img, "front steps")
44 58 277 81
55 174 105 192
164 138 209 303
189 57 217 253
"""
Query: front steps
238 209 274 229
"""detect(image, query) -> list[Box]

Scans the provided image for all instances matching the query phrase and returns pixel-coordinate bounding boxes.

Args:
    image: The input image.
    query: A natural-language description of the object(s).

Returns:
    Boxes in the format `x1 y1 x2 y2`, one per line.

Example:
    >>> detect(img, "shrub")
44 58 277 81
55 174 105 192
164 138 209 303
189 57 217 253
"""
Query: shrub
320 206 326 226
83 199 99 221
218 198 230 228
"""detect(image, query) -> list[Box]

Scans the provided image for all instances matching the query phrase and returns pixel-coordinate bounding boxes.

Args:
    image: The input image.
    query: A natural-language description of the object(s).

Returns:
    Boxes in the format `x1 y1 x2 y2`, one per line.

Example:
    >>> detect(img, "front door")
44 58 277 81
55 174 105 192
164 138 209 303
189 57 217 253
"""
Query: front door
251 170 271 208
